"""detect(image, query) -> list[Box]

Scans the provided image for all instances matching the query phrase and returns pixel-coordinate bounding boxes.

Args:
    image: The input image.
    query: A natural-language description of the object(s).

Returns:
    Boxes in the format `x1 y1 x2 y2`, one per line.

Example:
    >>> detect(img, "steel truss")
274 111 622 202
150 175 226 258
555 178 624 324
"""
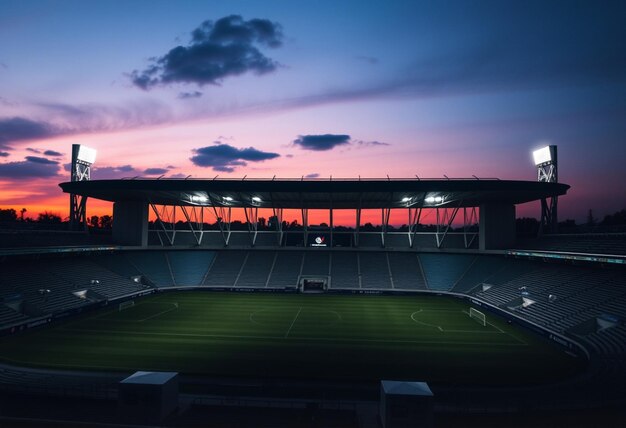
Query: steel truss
146 201 480 248
435 203 461 249
150 204 176 246
69 159 91 231
537 146 559 234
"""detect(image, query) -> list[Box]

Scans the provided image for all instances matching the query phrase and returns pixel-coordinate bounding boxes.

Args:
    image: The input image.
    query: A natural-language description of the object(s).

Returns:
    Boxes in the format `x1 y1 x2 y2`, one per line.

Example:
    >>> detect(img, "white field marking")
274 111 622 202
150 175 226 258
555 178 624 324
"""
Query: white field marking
137 303 179 322
249 308 342 327
284 307 303 338
58 327 529 347
461 310 528 345
410 310 444 331
410 309 521 340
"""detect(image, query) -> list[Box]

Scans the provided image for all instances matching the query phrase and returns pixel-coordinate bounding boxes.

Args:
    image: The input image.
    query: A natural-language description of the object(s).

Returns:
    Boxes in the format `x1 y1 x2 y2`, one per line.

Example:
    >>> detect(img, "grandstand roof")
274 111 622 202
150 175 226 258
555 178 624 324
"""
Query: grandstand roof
59 178 569 209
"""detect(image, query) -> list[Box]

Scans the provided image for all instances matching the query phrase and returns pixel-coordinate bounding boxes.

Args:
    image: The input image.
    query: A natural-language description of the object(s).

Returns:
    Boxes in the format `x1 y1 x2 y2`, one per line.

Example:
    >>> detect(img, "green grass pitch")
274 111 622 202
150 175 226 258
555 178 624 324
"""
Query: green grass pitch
0 292 586 386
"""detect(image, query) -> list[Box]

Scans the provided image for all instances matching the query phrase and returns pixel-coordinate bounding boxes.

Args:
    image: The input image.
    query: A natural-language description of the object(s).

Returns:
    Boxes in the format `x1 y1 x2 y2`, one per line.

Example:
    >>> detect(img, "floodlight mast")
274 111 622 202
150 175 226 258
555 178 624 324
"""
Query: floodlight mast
534 145 558 234
69 144 96 230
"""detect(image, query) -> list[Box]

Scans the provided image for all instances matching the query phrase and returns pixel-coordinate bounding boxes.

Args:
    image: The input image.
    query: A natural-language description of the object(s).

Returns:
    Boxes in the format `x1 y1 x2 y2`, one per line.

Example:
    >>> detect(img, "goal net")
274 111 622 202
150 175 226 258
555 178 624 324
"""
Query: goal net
118 300 135 312
469 307 486 326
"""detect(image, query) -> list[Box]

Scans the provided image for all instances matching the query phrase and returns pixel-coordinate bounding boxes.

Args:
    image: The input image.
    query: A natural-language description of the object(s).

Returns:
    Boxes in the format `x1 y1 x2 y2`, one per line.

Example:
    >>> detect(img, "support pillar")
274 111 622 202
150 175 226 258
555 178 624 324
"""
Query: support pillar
113 201 148 246
479 203 515 250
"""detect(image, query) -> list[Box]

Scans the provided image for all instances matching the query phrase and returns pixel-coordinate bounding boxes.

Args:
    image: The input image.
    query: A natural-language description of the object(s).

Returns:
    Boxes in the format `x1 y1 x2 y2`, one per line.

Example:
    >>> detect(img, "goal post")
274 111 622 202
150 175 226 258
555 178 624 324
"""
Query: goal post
118 300 135 311
469 307 486 326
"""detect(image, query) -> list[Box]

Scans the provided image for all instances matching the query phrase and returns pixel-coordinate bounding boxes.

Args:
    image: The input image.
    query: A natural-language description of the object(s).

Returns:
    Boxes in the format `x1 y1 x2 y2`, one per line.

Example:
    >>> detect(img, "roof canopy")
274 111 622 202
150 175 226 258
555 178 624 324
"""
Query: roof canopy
59 178 569 209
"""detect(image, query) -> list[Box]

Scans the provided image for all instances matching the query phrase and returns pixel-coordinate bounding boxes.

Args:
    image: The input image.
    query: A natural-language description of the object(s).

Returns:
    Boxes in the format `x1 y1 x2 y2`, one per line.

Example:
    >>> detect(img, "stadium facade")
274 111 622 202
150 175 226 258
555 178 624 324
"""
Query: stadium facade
60 177 569 250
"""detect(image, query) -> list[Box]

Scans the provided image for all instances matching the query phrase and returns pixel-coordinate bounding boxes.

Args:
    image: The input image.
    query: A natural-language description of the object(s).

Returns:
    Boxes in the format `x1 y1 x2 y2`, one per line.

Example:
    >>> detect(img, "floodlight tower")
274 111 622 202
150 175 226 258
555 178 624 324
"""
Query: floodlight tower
69 144 97 230
533 145 558 234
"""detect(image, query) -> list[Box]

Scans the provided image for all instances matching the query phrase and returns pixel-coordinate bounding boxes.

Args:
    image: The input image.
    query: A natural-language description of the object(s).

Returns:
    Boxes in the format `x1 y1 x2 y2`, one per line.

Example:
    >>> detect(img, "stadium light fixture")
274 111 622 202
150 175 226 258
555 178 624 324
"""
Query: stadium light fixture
532 146 553 166
76 145 97 164
252 196 262 203
401 197 411 202
190 194 209 203
425 196 444 204
223 196 234 203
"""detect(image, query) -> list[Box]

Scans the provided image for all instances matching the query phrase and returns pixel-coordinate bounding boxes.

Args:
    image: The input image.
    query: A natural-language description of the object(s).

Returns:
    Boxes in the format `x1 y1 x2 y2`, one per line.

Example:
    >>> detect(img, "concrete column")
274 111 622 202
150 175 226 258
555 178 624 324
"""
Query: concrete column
113 201 148 246
479 203 516 250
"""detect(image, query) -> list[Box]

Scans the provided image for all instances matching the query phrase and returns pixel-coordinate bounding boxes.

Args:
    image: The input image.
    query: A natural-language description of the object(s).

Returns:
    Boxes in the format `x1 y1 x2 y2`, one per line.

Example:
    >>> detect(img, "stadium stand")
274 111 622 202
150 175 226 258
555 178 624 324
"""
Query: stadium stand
359 252 392 289
235 251 275 287
203 251 247 287
329 252 360 289
38 258 146 299
518 233 626 255
0 306 29 326
302 251 330 276
451 255 505 293
267 252 303 287
124 251 175 287
419 253 475 291
387 252 427 290
93 253 141 278
167 251 215 286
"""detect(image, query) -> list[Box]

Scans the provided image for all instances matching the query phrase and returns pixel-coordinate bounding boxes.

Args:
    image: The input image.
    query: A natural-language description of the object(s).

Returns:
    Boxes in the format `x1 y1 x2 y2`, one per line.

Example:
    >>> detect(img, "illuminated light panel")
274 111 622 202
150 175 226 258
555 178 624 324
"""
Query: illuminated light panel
223 196 234 201
77 145 97 164
190 195 208 203
533 146 552 166
401 197 411 202
252 196 262 203
425 196 444 204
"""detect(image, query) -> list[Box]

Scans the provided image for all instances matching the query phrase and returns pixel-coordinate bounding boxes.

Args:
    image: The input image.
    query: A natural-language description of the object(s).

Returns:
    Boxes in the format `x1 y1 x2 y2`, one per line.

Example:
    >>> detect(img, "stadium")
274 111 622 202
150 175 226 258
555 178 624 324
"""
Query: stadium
0 144 624 427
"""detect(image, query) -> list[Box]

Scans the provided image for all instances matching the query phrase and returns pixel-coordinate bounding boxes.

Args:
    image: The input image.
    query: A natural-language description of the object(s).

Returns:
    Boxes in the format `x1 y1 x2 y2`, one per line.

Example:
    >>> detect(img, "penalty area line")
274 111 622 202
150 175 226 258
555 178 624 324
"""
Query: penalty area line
137 302 179 322
461 310 528 346
284 307 302 338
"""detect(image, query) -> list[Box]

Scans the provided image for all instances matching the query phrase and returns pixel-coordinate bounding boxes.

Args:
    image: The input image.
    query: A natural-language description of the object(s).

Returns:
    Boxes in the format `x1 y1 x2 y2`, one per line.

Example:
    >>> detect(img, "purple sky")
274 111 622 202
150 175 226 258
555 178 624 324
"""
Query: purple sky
0 0 624 222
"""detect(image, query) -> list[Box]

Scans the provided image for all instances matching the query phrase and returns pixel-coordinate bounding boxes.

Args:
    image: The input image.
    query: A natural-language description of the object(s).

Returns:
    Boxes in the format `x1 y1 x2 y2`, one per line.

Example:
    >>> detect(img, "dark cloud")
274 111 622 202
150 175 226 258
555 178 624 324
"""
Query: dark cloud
130 15 283 90
0 151 9 157
24 156 59 165
190 143 280 172
92 165 140 179
0 156 60 178
144 167 169 175
305 173 320 178
0 117 57 150
293 134 351 151
43 149 63 157
26 148 41 153
178 91 203 99
355 140 390 147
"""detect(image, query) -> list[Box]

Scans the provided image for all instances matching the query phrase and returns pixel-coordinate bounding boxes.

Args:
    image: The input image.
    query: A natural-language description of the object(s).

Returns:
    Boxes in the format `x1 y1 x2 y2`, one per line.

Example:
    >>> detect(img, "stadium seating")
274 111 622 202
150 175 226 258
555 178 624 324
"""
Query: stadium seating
329 252 360 289
301 251 330 276
419 253 475 291
235 251 275 287
167 251 215 286
203 251 247 287
124 252 175 287
359 252 392 289
387 252 427 290
518 233 626 255
267 252 303 287
0 306 29 326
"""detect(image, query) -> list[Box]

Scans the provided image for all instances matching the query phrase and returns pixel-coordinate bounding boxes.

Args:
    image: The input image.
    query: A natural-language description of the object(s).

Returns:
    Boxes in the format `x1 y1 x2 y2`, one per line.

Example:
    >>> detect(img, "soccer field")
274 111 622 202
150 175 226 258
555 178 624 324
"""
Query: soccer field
0 292 586 386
